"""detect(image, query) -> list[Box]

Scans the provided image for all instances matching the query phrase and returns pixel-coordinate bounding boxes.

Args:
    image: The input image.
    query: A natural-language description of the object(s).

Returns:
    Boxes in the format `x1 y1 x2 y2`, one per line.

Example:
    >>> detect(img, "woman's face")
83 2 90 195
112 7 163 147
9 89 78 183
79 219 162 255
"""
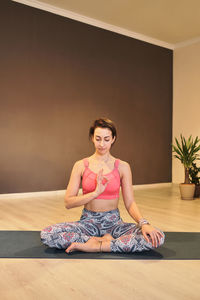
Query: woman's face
92 127 115 154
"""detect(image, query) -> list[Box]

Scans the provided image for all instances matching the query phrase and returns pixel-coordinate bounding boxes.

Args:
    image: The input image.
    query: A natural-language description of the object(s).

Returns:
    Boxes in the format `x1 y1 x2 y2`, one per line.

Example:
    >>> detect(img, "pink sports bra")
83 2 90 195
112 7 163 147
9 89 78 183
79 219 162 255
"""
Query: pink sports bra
82 158 121 199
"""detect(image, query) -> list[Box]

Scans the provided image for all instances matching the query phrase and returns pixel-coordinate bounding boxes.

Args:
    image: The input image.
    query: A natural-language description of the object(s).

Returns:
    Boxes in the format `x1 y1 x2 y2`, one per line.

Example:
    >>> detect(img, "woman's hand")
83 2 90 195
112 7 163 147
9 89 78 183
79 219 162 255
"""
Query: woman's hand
141 224 164 248
94 169 109 196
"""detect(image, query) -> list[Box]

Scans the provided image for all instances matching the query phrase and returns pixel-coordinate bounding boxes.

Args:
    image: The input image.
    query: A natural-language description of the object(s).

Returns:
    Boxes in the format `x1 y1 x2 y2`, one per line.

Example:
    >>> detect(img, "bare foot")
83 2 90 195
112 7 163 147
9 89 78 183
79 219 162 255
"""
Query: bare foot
102 234 114 241
91 234 114 242
65 238 101 254
87 235 114 242
91 236 104 242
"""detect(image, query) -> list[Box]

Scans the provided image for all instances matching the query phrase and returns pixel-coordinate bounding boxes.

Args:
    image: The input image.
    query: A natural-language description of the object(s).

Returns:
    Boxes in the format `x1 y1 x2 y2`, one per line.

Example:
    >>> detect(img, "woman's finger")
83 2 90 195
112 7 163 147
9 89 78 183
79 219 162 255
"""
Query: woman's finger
157 230 164 238
149 233 154 247
150 232 157 247
153 231 162 247
142 231 150 243
157 231 164 245
153 230 163 246
97 169 103 182
99 169 103 177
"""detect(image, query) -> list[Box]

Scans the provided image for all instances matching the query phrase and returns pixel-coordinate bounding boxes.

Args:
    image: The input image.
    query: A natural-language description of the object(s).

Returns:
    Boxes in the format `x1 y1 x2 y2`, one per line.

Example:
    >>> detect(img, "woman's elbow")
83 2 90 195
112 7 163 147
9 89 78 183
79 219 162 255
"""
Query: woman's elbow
64 196 72 209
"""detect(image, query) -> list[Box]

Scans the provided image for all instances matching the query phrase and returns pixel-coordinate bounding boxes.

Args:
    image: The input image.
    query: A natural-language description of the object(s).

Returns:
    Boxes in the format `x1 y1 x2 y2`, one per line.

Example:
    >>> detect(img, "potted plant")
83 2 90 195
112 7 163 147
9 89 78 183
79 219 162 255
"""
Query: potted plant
172 134 200 200
189 163 200 198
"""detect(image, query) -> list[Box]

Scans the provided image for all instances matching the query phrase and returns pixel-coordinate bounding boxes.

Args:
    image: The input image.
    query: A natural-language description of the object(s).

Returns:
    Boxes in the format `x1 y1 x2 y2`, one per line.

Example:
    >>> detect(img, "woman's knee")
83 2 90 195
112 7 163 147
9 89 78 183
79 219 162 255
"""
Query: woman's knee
40 225 54 246
40 222 88 249
110 230 165 253
151 230 165 249
40 223 70 247
40 224 53 238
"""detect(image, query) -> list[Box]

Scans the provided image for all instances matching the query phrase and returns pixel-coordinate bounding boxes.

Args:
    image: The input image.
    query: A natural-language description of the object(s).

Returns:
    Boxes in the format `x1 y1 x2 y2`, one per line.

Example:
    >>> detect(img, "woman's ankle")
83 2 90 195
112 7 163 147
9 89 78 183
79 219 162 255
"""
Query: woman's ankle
101 240 111 252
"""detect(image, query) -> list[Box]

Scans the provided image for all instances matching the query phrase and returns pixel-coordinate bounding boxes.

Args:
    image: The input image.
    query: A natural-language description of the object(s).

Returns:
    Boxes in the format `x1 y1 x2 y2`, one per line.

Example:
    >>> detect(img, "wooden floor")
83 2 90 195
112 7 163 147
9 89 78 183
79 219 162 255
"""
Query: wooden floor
0 184 200 300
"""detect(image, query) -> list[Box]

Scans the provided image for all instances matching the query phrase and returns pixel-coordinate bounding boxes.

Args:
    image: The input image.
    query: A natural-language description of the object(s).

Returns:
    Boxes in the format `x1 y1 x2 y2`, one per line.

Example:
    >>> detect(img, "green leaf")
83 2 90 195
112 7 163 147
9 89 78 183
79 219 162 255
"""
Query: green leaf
173 135 200 173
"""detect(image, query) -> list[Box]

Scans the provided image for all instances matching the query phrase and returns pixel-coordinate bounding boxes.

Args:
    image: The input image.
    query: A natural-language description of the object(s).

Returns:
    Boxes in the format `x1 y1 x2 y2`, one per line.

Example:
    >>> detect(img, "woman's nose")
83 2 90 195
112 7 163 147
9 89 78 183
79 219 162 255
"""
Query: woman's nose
100 140 104 146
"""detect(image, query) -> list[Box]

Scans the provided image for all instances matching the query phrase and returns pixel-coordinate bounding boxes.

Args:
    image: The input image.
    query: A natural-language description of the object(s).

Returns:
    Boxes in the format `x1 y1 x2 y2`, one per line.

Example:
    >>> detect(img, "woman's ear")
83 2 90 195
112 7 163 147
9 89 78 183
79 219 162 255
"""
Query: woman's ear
111 136 116 144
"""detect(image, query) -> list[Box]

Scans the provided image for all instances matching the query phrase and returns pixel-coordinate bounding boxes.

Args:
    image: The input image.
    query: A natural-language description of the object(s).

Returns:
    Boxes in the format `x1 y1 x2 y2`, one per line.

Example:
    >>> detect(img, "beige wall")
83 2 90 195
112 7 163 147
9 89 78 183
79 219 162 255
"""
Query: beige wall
173 41 200 183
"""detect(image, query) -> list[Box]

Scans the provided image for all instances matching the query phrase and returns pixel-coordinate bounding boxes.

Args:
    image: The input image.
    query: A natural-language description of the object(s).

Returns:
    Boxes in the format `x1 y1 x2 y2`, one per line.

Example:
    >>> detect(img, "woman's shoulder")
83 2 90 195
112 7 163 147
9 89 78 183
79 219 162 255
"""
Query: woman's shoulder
73 158 87 168
117 159 131 174
71 158 87 177
117 159 130 168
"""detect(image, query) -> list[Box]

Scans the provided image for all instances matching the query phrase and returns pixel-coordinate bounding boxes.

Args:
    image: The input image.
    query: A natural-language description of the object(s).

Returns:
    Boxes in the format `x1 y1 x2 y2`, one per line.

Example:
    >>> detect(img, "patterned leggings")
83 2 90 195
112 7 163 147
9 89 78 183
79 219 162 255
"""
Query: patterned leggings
40 208 165 253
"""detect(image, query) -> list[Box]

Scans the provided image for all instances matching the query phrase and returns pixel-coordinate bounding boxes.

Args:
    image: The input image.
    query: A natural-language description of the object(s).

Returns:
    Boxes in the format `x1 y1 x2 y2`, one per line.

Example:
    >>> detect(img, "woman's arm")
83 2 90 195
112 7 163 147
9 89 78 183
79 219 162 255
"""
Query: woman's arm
64 160 98 209
120 161 144 223
64 161 109 209
120 161 164 247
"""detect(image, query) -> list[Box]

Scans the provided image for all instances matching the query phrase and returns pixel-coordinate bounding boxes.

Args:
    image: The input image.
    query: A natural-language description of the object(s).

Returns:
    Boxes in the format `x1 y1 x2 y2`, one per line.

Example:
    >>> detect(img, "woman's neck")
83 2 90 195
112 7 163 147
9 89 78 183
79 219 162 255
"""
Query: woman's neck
92 152 111 162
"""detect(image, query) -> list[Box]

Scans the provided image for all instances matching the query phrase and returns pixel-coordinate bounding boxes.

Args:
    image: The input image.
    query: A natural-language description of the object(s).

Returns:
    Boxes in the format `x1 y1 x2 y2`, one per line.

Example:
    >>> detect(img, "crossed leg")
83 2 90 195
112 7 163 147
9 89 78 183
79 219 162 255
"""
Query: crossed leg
110 222 165 252
40 220 100 249
65 234 114 253
41 220 165 253
65 223 165 254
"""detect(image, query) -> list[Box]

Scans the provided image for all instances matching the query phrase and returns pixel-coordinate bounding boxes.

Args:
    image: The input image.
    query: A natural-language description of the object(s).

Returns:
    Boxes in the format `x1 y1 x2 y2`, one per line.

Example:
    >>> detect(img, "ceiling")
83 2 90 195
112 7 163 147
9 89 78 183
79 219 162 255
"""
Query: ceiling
13 0 200 49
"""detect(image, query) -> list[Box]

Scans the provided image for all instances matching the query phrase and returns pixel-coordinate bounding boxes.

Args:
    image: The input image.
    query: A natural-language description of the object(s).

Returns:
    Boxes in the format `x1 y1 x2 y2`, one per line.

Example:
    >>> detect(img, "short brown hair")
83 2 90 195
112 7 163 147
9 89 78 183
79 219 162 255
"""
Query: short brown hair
89 118 117 143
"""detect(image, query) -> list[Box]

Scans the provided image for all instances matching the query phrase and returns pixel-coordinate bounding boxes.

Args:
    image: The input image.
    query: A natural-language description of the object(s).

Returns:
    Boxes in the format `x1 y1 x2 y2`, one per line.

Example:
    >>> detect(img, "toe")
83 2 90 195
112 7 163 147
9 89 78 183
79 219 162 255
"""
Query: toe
65 242 76 253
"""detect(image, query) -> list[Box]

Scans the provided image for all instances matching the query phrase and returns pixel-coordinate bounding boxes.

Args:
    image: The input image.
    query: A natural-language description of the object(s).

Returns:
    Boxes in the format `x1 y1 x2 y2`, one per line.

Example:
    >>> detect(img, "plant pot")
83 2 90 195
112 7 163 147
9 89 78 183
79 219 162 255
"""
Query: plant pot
179 183 195 200
194 184 200 198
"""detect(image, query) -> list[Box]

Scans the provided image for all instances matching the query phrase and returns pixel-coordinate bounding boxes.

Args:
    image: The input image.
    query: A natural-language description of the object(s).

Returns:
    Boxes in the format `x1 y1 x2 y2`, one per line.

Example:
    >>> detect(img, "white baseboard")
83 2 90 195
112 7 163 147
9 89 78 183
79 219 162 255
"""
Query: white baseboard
0 189 66 199
0 183 172 199
133 182 172 190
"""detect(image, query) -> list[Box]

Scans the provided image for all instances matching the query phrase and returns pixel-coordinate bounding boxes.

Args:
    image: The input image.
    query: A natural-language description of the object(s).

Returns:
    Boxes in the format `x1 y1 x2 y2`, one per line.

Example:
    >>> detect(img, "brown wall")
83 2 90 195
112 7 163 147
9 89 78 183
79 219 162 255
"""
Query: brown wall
0 1 172 193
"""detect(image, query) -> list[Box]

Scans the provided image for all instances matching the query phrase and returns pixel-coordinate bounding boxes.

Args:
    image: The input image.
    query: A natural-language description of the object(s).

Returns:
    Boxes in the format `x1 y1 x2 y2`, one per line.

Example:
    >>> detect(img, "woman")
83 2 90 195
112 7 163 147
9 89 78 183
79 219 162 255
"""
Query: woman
41 118 165 253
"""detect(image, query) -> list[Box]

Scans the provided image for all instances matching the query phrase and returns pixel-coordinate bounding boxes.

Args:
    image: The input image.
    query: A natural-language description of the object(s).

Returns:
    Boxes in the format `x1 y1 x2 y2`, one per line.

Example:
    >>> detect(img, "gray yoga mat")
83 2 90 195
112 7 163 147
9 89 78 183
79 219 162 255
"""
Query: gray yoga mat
0 231 199 260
